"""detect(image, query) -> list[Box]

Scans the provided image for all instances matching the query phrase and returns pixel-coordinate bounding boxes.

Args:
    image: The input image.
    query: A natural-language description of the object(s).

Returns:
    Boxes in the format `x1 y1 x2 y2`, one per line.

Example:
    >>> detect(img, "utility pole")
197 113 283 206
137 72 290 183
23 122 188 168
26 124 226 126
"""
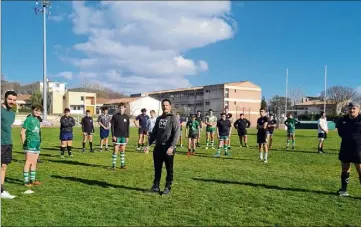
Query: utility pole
324 65 327 113
285 68 289 116
35 0 51 121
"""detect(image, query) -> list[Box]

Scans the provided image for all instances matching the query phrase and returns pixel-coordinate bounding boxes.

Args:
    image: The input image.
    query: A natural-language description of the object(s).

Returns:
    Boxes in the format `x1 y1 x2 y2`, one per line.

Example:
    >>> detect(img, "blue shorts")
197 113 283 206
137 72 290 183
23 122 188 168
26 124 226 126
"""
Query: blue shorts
60 132 73 141
100 127 110 139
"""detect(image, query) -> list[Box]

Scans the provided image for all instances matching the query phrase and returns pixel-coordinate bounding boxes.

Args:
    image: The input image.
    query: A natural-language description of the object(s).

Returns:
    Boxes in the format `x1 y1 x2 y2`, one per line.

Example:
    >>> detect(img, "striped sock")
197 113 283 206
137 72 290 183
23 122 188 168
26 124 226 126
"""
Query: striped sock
287 140 290 147
112 154 117 168
216 147 221 154
30 170 36 182
264 152 268 160
120 152 125 167
211 141 214 147
292 140 295 147
224 145 228 154
206 140 209 147
24 172 30 184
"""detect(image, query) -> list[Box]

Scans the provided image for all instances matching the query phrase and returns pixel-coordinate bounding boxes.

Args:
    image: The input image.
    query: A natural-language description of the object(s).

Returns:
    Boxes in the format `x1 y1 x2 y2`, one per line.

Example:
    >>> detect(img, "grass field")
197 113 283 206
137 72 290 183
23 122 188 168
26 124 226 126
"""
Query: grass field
2 127 361 226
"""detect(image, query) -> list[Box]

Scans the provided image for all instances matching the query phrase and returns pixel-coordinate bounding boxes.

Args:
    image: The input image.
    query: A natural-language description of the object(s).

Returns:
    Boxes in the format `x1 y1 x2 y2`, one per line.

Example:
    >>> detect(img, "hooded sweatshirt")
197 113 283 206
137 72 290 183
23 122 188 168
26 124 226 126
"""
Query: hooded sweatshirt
149 112 180 148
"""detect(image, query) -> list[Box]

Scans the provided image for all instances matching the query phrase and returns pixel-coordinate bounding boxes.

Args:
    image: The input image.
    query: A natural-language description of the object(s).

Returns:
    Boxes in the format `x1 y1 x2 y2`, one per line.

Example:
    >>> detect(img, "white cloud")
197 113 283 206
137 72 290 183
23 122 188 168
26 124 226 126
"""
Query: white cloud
64 1 236 94
356 86 361 94
49 14 65 22
53 71 73 80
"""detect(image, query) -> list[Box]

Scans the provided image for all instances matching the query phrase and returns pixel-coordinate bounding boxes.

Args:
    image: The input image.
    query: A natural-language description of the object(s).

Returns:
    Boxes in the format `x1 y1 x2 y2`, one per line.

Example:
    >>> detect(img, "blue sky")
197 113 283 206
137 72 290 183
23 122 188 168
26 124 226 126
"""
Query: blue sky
2 1 361 99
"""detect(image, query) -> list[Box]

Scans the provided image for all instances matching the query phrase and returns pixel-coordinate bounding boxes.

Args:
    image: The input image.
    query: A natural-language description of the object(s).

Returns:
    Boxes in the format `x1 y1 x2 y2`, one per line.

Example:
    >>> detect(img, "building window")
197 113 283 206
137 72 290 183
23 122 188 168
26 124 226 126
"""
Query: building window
225 105 229 110
205 90 210 93
234 101 236 105
225 101 229 105
81 96 84 101
234 89 237 93
225 88 229 94
175 104 179 108
205 101 210 105
73 106 76 110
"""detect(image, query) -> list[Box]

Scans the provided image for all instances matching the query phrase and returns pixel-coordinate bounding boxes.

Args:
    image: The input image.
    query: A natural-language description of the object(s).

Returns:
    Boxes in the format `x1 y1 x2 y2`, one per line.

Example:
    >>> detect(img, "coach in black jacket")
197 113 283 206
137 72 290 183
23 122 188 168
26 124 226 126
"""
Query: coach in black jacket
145 99 180 195
336 102 361 197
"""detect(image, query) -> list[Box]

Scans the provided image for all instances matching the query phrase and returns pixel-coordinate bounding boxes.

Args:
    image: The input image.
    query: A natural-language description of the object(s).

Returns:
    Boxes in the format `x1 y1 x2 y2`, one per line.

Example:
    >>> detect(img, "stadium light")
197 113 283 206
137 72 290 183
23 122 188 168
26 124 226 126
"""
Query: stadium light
34 0 51 122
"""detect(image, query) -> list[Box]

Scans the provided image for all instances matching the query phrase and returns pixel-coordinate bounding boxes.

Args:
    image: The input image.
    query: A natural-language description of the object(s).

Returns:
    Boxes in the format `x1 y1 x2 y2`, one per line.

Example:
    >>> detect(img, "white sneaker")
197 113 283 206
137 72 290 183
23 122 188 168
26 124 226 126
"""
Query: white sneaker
23 190 34 194
1 191 16 199
264 159 268 163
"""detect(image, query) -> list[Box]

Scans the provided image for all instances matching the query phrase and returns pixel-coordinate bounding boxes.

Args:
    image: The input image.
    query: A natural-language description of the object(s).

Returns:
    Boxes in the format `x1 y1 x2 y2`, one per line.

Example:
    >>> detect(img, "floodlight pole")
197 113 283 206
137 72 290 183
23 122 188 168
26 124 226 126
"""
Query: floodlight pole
324 65 327 113
285 68 288 116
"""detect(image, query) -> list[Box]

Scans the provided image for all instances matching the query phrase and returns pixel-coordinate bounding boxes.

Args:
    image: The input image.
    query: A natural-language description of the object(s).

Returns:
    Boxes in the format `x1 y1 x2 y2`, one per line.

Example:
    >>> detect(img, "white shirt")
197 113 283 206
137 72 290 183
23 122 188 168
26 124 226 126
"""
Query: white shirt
318 118 328 133
147 117 157 133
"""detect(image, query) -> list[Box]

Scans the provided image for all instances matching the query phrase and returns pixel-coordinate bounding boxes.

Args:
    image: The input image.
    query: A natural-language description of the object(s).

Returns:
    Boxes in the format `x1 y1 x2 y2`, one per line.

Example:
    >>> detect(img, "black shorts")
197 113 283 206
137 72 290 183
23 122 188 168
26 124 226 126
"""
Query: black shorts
257 131 267 144
318 133 327 139
188 133 198 140
339 143 361 164
238 130 247 136
138 128 148 135
1 144 13 165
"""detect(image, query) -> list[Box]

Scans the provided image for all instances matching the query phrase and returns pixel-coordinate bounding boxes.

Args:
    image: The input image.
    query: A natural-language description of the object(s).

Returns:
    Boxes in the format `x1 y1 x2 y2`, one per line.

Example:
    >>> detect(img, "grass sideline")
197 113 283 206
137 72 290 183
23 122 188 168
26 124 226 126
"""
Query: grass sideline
1 127 361 226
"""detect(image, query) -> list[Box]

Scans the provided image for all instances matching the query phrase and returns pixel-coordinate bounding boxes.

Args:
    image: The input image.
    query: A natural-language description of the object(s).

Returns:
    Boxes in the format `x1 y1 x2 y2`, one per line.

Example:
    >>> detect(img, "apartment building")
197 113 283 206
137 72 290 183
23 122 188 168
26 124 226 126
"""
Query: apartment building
49 91 97 115
131 81 262 126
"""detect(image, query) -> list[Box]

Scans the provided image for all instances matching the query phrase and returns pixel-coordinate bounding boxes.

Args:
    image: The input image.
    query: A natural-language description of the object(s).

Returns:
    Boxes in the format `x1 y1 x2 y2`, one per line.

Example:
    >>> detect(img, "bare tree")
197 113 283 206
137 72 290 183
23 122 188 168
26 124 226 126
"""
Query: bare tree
289 87 305 105
320 85 357 114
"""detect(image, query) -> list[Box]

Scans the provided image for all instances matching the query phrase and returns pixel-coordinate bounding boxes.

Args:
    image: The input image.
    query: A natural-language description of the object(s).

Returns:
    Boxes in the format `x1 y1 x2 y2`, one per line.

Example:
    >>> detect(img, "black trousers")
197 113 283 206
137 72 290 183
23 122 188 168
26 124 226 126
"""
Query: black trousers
153 144 175 188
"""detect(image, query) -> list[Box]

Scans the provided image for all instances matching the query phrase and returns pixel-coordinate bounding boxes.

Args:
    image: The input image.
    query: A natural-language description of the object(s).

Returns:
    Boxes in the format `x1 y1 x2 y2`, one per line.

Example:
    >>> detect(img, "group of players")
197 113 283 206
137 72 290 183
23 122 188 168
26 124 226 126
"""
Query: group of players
1 89 361 198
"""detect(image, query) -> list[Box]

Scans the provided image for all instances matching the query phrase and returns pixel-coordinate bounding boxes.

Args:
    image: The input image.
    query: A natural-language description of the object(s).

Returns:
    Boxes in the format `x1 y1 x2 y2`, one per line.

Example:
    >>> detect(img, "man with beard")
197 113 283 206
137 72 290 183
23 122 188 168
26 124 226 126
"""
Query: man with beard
1 91 17 199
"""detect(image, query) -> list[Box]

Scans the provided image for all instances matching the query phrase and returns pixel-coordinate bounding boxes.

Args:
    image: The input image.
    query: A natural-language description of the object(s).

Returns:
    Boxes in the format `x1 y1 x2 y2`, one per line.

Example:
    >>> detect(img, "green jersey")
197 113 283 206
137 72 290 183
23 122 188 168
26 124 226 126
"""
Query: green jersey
23 115 41 142
206 115 217 128
285 118 299 132
1 106 15 145
186 120 200 134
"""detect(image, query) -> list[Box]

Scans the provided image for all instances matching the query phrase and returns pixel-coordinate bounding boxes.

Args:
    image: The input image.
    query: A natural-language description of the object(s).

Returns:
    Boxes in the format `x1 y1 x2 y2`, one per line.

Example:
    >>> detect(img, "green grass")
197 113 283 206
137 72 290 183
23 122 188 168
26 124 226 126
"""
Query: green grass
2 127 361 226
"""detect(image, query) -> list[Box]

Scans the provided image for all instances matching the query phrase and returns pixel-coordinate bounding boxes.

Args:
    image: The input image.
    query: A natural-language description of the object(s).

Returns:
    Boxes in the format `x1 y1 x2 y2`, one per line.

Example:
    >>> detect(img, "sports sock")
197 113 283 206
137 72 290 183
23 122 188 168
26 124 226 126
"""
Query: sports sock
120 152 125 167
89 142 93 150
1 184 4 193
292 140 295 147
67 146 72 156
341 172 350 191
259 151 264 160
206 140 209 147
30 170 36 182
224 144 228 154
60 146 65 156
211 140 214 147
192 148 195 153
287 139 290 147
24 172 29 184
106 143 108 149
141 143 145 147
112 153 117 168
216 147 221 154
82 142 85 149
100 143 103 149
264 152 268 161
137 143 141 148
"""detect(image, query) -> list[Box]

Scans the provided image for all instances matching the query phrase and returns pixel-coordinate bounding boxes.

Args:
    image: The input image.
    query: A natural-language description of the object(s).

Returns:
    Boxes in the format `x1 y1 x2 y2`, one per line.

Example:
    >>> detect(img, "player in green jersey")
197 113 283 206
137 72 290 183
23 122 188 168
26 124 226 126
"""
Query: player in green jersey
284 113 301 149
185 114 201 156
21 104 43 191
205 109 217 149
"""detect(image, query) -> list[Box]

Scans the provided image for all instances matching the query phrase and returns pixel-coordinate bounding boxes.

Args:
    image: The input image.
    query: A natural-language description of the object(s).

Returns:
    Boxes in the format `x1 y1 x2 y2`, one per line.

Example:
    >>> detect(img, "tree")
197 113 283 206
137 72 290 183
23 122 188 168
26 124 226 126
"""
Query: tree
320 85 357 114
268 95 292 117
289 87 305 105
30 91 43 106
261 96 267 109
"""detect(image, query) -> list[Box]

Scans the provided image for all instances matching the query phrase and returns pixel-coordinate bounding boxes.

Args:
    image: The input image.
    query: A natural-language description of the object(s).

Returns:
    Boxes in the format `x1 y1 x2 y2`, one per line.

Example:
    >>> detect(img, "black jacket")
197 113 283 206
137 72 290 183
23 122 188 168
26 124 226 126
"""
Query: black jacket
337 114 361 146
111 113 130 138
149 112 180 147
234 118 251 131
60 116 75 133
81 116 95 133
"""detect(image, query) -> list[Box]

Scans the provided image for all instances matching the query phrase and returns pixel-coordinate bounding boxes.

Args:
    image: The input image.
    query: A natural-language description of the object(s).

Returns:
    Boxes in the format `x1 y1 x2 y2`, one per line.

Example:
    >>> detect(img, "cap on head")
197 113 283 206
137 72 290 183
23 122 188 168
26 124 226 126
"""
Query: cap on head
348 102 360 108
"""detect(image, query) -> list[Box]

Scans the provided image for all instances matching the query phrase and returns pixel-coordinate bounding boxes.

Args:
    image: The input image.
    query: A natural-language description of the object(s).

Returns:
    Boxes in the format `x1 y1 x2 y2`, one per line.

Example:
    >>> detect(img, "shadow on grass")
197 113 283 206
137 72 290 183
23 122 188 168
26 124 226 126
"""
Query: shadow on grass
51 175 148 192
5 177 24 185
270 148 337 155
47 159 106 169
192 178 361 200
176 151 252 161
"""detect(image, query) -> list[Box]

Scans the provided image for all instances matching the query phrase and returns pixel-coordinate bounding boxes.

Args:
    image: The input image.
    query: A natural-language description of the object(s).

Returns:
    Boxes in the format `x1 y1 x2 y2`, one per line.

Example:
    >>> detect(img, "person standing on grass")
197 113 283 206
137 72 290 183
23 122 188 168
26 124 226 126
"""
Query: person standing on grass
214 112 232 157
317 111 328 154
284 113 300 150
205 109 217 150
195 110 203 147
81 110 95 153
144 99 180 195
134 108 149 151
176 112 184 148
1 90 17 199
111 103 130 169
147 110 157 146
233 114 251 147
257 109 269 163
27 114 43 163
266 114 277 149
59 108 76 158
225 109 233 150
336 102 361 197
21 104 43 191
98 107 111 152
185 114 200 156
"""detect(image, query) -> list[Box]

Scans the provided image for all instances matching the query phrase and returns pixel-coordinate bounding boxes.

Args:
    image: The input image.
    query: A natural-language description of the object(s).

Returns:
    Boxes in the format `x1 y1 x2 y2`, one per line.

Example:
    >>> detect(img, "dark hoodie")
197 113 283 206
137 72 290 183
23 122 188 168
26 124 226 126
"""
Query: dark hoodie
149 112 180 148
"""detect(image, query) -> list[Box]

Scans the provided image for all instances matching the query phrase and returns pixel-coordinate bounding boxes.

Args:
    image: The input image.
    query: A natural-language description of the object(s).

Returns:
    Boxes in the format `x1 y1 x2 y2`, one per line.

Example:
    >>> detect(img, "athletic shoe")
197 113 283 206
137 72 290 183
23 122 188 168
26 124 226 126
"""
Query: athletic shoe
191 152 195 155
214 153 221 158
228 146 231 150
151 184 160 193
292 147 295 150
211 146 215 149
24 183 33 188
69 154 73 157
205 147 209 150
258 158 264 162
82 148 85 153
90 149 94 153
120 166 127 169
186 152 191 156
1 191 16 199
60 155 64 159
31 181 41 186
23 190 34 194
163 187 171 195
105 148 109 151
224 152 229 156
244 145 249 147
136 147 142 151
338 189 349 197
37 159 43 163
100 148 103 152
264 159 268 163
